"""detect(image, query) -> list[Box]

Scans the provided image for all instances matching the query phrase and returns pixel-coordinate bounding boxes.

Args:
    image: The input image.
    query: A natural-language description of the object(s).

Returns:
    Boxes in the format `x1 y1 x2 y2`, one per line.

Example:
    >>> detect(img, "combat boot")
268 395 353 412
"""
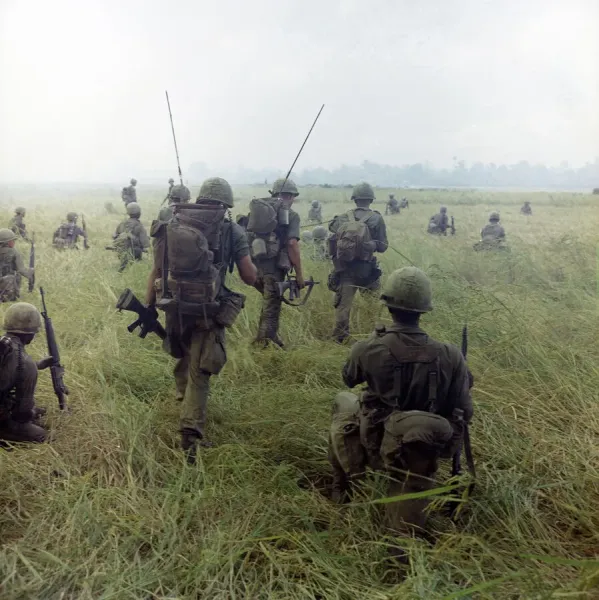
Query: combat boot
180 430 199 465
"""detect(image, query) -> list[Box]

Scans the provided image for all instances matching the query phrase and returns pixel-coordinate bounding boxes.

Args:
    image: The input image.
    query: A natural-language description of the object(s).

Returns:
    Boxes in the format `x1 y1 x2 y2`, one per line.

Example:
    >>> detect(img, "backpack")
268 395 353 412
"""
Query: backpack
113 221 140 252
246 198 284 260
121 187 129 201
334 210 374 263
157 204 226 316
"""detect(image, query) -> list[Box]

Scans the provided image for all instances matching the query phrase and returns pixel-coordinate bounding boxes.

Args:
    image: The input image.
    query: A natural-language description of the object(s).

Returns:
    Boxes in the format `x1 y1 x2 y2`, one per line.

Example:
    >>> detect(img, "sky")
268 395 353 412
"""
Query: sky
0 0 597 182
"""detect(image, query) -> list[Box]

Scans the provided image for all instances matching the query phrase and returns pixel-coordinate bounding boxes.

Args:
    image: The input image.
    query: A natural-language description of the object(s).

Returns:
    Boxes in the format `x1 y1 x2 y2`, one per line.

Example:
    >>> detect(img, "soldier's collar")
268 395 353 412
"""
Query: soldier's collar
377 323 427 335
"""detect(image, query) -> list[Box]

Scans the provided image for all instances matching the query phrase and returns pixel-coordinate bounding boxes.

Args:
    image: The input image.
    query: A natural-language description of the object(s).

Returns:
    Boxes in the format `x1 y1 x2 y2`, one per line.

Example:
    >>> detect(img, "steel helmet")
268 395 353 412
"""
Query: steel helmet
126 202 141 217
380 267 433 313
3 302 42 334
351 183 375 201
66 212 78 222
197 177 234 207
15 207 26 215
311 200 319 207
489 211 500 221
271 178 299 196
130 178 137 185
170 184 191 203
168 178 174 184
440 206 447 213
301 231 314 243
312 225 327 240
0 228 18 244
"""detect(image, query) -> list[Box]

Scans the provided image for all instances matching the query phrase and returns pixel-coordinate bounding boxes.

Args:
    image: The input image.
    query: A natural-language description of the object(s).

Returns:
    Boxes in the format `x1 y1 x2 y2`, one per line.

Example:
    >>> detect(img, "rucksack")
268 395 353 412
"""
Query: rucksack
246 198 284 260
335 209 374 263
121 187 129 201
113 221 141 252
157 204 226 315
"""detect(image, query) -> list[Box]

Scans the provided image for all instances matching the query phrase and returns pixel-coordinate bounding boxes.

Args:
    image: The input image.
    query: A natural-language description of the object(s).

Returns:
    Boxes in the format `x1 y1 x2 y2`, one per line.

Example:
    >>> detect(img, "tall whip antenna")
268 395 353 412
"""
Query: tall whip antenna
165 90 183 185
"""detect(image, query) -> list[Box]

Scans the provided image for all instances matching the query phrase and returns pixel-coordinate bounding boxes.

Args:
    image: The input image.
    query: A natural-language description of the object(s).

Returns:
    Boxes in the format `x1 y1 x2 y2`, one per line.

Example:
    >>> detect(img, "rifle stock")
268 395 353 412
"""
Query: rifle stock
40 287 69 411
116 288 166 340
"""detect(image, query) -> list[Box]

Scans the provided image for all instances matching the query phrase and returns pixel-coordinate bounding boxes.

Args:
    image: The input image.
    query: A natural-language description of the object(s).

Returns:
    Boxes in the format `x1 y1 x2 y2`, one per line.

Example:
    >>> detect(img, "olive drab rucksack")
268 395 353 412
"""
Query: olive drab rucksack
246 197 283 260
334 209 374 263
156 204 227 315
113 221 141 252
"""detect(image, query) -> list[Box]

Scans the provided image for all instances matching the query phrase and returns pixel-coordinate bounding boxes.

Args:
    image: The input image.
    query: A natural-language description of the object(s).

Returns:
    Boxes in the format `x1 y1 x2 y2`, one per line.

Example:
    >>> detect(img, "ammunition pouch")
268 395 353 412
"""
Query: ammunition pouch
214 291 246 328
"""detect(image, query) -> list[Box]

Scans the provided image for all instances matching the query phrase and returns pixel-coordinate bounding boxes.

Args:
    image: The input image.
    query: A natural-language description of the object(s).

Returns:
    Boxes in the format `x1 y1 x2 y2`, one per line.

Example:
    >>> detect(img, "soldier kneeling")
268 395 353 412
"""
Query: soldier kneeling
328 266 473 535
0 303 52 444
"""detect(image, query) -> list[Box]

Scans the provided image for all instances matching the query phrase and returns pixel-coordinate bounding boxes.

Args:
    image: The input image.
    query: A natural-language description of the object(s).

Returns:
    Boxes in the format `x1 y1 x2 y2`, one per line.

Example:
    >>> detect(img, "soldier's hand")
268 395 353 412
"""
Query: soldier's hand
36 356 55 370
296 274 306 289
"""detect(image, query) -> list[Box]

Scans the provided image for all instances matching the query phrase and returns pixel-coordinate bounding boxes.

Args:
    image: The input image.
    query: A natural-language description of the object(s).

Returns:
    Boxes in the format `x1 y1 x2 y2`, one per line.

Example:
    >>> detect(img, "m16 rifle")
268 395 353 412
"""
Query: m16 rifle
40 287 69 411
450 216 456 235
116 288 166 340
277 275 319 306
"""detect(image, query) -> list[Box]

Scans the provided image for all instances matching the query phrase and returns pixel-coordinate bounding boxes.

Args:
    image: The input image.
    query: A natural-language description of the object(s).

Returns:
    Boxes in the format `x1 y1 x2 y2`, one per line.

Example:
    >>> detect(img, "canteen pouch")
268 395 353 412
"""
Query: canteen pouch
214 291 246 328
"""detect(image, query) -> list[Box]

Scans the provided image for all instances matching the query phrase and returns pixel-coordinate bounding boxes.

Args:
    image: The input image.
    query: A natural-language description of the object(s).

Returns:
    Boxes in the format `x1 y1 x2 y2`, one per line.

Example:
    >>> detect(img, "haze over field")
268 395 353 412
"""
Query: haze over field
1 0 598 184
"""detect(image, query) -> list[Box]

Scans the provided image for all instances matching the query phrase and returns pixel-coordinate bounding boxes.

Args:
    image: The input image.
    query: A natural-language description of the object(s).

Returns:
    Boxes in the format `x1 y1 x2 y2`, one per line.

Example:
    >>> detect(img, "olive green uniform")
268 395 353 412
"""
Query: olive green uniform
480 222 505 242
427 212 449 234
385 198 400 215
341 323 472 532
9 215 28 241
0 246 32 302
113 217 149 271
521 203 532 215
254 209 300 346
329 208 388 342
308 205 322 222
152 218 249 439
0 335 46 443
53 223 88 249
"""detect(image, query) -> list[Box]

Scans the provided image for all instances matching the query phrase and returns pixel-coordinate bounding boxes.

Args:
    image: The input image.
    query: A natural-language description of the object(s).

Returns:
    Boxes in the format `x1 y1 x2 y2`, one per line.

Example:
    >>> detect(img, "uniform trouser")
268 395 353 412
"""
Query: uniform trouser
174 326 227 438
0 274 19 302
0 419 47 443
255 271 284 344
332 274 380 341
118 248 142 272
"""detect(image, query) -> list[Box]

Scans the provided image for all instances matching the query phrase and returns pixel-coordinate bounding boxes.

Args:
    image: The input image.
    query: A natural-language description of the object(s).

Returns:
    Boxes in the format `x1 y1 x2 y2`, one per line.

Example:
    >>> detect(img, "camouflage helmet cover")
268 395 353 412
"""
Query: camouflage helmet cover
489 211 500 221
271 178 299 196
3 302 42 334
15 207 26 215
168 178 174 184
389 193 395 199
170 184 191 203
380 266 433 313
311 200 319 207
197 177 234 207
312 225 327 240
130 178 137 185
0 228 18 244
301 230 313 243
126 202 141 216
440 205 447 213
351 182 375 201
66 212 78 222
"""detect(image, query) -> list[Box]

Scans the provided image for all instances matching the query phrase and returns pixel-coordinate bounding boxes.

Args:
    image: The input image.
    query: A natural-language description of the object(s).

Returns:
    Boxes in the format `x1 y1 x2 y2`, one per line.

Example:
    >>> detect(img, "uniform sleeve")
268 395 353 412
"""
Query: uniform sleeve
230 222 250 262
12 355 38 422
78 226 88 241
341 341 368 388
13 250 31 278
287 211 300 241
113 222 124 239
139 224 150 249
373 214 388 253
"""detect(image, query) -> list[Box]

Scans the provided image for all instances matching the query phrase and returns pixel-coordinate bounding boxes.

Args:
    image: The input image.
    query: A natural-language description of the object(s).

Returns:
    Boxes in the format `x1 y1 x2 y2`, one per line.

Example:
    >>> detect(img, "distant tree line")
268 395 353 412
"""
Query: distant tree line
188 159 599 189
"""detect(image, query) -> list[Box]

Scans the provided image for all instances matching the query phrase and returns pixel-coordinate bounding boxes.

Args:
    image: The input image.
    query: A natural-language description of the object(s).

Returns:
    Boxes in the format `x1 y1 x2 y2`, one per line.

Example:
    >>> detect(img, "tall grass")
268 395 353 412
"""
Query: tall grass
0 186 598 598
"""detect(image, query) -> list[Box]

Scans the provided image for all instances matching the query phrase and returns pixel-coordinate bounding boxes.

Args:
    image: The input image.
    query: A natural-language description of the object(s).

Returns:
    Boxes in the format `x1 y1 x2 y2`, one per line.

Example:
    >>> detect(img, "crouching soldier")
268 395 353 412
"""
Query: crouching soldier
0 303 52 444
0 229 33 302
328 266 473 536
112 202 150 272
473 211 507 251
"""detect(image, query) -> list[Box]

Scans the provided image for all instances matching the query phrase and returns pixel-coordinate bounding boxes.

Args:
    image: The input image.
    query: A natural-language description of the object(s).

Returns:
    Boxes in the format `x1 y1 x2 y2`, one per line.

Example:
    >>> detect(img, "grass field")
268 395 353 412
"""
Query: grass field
0 184 598 599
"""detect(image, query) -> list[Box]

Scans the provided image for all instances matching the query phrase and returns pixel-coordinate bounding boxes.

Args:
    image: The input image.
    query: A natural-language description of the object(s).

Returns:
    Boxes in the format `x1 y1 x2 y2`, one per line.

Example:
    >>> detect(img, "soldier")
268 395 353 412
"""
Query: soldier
399 197 409 209
385 194 400 215
9 207 29 241
121 178 138 205
308 200 322 223
0 303 52 444
156 184 191 223
112 202 150 272
328 183 388 343
312 225 328 261
251 178 305 348
0 229 33 302
329 267 473 536
521 201 532 216
145 177 257 459
52 213 89 250
165 178 175 202
427 206 449 234
474 211 507 250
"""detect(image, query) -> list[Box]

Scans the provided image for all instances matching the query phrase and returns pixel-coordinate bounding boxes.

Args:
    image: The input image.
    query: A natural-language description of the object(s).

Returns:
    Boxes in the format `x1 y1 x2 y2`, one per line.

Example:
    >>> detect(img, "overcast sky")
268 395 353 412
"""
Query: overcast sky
0 0 597 182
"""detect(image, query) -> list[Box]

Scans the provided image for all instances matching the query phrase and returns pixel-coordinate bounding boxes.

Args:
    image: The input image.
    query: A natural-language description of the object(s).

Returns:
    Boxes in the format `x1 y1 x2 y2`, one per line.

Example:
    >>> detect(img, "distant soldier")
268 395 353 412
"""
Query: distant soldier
328 183 388 343
521 201 532 216
121 178 138 205
248 178 305 348
399 197 409 209
474 211 507 251
165 178 175 202
308 200 322 223
312 225 328 261
385 194 400 215
9 207 29 241
112 203 149 272
0 303 52 444
328 267 473 538
427 206 449 235
0 229 33 302
52 213 89 250
156 184 191 223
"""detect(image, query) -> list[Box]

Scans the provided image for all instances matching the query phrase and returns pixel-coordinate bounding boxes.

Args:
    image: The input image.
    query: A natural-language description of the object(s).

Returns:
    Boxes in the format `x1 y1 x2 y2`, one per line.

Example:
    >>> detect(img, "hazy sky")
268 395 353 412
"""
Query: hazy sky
1 0 597 182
